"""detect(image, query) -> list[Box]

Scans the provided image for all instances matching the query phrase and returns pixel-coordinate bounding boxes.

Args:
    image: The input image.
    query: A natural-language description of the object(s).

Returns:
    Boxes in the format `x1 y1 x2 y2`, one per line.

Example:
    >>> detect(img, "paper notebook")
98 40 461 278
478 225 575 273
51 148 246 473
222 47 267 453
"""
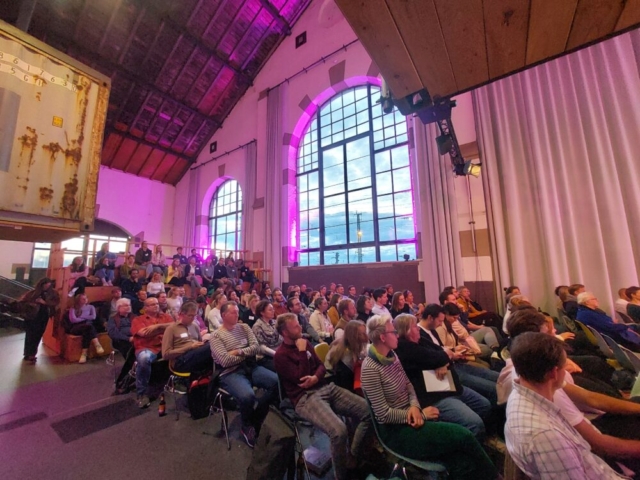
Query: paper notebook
422 370 456 392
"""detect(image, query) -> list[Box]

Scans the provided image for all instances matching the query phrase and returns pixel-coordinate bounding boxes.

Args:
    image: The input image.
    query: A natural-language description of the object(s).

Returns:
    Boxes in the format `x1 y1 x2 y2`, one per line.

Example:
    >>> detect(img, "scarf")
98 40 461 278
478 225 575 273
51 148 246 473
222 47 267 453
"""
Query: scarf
367 344 396 366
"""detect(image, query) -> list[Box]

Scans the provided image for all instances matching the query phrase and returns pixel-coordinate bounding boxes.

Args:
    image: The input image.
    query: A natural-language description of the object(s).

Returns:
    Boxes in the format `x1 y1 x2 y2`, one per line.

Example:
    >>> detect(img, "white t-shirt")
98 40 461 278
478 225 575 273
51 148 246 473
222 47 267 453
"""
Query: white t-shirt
371 304 390 317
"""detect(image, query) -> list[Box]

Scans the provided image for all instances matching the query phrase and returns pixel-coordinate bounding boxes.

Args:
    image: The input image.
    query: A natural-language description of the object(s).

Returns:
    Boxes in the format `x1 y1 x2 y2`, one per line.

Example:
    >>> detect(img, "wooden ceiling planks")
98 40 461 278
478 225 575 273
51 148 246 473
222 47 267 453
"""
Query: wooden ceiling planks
483 0 530 78
616 0 640 30
567 0 626 49
432 0 489 93
336 0 640 101
333 0 423 98
384 0 456 99
526 0 578 64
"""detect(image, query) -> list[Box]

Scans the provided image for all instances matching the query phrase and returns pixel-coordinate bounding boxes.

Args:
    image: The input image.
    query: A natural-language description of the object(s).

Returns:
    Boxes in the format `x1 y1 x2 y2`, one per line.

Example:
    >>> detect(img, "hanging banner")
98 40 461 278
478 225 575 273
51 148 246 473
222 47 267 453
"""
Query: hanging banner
0 20 110 238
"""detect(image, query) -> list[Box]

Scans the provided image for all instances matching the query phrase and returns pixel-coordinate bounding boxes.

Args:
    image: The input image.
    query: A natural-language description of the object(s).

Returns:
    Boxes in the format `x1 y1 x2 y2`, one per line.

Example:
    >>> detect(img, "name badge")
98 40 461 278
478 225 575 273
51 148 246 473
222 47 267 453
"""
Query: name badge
180 333 188 338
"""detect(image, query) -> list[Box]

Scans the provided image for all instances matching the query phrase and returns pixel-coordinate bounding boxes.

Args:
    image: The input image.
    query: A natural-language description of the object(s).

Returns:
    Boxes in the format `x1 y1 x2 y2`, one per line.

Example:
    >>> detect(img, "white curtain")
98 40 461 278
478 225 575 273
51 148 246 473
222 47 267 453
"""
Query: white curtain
412 118 463 302
473 30 640 314
183 167 199 248
243 140 257 253
264 85 285 286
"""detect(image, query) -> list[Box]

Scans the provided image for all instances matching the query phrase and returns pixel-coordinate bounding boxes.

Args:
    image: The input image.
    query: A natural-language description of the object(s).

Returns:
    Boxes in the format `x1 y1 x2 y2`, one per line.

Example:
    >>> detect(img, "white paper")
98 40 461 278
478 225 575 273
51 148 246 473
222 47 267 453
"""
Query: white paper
422 370 455 392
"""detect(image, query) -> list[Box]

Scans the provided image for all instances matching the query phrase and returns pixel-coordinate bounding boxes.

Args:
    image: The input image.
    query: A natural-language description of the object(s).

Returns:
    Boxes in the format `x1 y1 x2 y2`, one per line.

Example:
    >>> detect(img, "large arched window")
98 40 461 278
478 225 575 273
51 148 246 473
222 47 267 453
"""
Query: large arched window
296 84 416 266
209 179 243 252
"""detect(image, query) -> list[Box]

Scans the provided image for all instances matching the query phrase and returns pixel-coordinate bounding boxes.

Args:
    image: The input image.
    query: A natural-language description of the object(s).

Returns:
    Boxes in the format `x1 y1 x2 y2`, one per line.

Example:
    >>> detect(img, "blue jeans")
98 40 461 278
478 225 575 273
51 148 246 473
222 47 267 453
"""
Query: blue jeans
454 363 499 406
135 349 157 396
433 387 491 439
220 365 278 429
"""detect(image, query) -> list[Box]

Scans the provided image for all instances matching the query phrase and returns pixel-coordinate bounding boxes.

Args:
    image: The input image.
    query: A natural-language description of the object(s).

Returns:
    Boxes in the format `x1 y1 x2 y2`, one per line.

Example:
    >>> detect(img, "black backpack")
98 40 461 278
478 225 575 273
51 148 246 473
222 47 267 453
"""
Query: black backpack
188 372 213 420
245 406 296 480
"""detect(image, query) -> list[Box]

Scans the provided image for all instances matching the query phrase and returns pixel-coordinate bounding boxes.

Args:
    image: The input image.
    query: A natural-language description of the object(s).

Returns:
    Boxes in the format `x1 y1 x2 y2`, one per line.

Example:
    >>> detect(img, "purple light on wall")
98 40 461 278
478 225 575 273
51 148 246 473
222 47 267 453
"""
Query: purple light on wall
286 76 382 261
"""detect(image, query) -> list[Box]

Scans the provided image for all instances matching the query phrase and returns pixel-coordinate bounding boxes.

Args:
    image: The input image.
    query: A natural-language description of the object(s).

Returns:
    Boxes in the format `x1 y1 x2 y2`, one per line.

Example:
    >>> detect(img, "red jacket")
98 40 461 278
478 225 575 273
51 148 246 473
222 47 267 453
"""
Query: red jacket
131 313 173 354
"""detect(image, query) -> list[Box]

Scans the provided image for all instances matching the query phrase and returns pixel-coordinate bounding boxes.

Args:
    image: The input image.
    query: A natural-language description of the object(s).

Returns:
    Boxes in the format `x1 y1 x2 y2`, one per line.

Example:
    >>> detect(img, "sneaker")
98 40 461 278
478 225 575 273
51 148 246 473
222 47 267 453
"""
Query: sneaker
95 344 104 355
23 355 37 363
241 426 256 448
68 287 78 298
78 353 87 364
137 395 151 409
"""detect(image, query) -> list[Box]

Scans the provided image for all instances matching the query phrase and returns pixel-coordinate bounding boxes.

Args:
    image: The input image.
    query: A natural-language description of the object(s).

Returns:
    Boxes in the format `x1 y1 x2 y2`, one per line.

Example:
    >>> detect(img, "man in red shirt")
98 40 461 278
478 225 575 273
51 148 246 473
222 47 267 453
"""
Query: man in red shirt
274 313 370 480
131 296 173 408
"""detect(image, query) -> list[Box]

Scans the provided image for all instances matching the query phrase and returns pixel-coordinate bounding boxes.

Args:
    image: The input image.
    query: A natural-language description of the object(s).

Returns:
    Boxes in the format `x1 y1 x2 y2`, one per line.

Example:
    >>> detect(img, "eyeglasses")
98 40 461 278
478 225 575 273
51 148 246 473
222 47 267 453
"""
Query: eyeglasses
383 329 399 336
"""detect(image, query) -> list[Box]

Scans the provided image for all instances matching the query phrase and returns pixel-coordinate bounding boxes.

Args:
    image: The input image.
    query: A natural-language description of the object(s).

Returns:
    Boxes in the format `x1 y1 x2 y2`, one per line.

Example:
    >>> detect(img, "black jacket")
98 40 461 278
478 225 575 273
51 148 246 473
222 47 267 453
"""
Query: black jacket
394 330 462 406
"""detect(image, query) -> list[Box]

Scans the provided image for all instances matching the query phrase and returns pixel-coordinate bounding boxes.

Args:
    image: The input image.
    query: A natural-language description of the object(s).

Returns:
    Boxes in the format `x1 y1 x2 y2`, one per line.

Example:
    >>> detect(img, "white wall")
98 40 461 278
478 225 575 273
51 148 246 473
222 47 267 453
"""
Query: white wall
96 166 176 246
0 240 34 278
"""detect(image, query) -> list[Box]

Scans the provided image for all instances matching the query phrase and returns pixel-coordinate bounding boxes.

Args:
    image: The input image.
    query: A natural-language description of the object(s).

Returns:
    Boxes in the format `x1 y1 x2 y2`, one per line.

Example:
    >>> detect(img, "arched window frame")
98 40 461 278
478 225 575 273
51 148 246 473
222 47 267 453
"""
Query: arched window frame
295 83 416 266
208 179 243 253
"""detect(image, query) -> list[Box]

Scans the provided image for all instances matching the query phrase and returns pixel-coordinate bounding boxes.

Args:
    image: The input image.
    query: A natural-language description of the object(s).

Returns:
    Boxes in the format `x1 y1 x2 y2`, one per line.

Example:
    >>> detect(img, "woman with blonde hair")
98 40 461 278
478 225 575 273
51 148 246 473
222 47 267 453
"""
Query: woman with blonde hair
166 286 183 318
325 320 368 394
206 291 227 331
241 293 260 328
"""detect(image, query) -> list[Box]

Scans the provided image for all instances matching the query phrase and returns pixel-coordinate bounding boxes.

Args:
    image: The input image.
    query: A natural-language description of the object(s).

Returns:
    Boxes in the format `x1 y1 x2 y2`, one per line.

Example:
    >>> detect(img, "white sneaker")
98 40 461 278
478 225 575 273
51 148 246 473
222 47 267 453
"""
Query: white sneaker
79 353 87 364
95 344 104 355
68 287 78 298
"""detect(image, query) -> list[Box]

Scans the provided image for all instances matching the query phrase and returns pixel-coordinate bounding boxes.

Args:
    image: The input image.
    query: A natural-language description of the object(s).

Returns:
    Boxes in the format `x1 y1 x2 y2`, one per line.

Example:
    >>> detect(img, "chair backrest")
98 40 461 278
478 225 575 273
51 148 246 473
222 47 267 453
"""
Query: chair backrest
314 342 330 364
618 345 640 374
602 334 636 372
615 311 635 325
585 325 615 359
575 320 598 347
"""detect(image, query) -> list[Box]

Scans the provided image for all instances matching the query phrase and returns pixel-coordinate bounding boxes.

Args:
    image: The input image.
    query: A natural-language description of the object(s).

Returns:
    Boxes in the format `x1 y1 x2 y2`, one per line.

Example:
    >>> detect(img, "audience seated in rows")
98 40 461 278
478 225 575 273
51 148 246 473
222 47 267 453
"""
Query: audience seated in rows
287 296 319 343
361 315 499 480
499 310 640 475
251 300 282 372
131 296 173 408
325 320 367 394
456 286 503 330
437 303 491 366
209 301 278 448
310 296 333 341
275 313 371 480
505 332 627 479
68 294 105 364
394 313 491 440
371 288 390 317
161 302 212 373
577 292 640 352
334 298 357 340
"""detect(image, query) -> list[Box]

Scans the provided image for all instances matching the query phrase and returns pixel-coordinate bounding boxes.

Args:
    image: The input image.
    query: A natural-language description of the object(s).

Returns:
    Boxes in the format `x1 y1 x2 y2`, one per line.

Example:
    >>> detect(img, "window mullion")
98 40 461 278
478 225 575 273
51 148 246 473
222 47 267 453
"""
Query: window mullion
367 84 381 262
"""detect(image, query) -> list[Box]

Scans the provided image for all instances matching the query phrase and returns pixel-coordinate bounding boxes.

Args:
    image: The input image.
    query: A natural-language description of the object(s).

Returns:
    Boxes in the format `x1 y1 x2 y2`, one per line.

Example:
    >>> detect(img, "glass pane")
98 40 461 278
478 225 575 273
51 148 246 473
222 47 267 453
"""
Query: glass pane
34 242 51 248
393 166 411 192
375 150 391 172
298 174 308 192
395 215 415 240
323 165 345 196
380 245 397 262
324 207 345 228
61 236 85 252
300 231 308 249
308 251 320 266
350 218 374 243
309 209 320 229
309 229 320 248
32 250 50 268
347 158 371 190
378 217 396 241
300 211 309 230
309 171 318 190
397 243 416 261
376 172 392 195
308 190 319 209
377 194 394 218
63 253 77 267
348 246 376 264
325 225 346 246
299 252 309 267
394 191 413 216
392 146 409 168
110 241 127 253
325 249 348 265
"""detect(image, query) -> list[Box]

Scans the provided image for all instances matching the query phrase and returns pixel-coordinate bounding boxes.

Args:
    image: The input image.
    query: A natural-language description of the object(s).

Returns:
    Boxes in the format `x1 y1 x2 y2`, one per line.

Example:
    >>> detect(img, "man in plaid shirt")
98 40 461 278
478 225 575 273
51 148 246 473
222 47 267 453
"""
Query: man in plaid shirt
505 332 625 479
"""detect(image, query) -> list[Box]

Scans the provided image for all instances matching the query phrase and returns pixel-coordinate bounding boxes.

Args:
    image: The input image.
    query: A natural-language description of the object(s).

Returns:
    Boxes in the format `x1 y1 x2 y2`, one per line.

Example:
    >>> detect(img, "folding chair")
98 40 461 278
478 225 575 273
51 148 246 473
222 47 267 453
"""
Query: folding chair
164 366 191 420
205 367 233 450
364 396 448 479
603 335 637 372
314 342 330 364
276 377 311 480
618 345 640 375
574 320 598 347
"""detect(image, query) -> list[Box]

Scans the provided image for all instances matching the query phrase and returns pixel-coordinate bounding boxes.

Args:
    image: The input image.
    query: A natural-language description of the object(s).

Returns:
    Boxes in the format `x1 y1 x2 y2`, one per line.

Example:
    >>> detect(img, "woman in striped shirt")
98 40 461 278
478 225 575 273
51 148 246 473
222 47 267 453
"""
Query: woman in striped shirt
361 315 498 480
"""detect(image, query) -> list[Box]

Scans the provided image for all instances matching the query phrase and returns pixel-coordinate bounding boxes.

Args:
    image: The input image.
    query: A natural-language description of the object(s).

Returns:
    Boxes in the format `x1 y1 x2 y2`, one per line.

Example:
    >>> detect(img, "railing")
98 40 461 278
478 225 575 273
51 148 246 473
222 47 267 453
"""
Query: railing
0 276 33 302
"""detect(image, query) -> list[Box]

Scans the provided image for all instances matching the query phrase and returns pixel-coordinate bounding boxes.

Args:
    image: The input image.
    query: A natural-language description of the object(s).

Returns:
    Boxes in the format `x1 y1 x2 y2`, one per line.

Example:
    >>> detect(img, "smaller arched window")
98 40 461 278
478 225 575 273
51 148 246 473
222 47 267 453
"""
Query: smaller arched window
209 179 242 252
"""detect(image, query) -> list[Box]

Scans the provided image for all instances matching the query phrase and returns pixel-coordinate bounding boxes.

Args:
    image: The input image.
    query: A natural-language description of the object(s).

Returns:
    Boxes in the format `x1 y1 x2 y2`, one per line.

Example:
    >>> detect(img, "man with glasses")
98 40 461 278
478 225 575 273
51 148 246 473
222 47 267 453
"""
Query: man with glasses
131 297 173 408
162 302 212 373
275 313 370 480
